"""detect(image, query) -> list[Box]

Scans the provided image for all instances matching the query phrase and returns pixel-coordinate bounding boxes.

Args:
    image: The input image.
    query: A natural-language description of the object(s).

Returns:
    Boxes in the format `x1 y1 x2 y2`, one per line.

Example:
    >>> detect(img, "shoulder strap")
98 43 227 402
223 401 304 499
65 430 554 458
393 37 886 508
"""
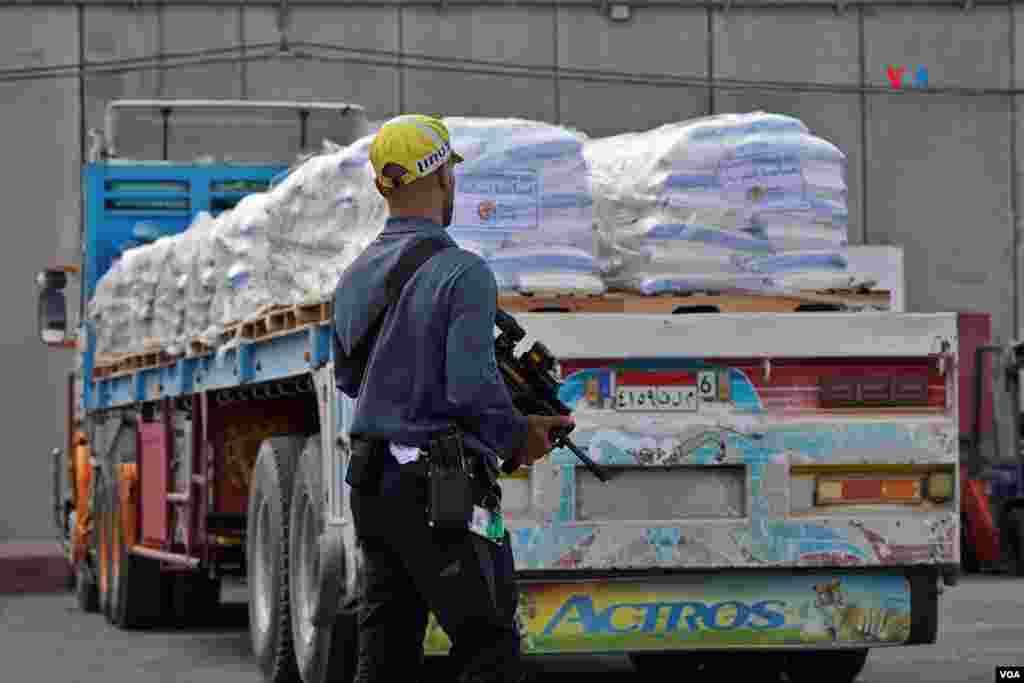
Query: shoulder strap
335 236 453 385
384 236 453 307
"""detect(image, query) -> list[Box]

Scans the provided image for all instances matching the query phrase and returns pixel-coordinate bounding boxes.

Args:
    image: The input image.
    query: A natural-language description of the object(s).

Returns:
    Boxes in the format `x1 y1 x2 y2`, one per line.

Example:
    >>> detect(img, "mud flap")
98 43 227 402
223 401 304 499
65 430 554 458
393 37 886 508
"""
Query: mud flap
905 568 940 645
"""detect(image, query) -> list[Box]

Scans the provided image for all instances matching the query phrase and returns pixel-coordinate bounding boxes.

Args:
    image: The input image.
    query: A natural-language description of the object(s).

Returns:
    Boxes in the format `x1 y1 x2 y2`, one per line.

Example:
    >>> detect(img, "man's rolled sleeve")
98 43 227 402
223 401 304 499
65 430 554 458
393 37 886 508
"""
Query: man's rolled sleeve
445 261 529 461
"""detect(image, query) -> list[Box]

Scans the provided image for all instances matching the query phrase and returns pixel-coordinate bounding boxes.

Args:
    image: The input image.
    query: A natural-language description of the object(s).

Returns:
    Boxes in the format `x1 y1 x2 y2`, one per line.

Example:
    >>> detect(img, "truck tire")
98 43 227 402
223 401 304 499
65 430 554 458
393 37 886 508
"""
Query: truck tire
75 559 100 613
289 436 358 683
1010 508 1024 577
630 651 782 680
630 652 704 676
247 436 303 683
785 649 869 683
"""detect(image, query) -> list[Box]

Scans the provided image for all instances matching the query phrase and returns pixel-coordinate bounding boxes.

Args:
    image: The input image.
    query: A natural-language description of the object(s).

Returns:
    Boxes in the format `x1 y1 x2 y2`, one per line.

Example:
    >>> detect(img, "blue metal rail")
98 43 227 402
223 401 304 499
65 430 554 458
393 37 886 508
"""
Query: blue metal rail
84 322 333 412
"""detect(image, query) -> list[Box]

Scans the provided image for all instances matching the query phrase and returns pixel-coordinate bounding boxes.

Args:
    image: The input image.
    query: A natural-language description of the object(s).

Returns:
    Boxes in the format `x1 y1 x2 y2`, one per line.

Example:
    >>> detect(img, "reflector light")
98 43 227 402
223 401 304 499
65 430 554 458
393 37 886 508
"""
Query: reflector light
816 477 922 505
927 472 954 500
819 375 930 408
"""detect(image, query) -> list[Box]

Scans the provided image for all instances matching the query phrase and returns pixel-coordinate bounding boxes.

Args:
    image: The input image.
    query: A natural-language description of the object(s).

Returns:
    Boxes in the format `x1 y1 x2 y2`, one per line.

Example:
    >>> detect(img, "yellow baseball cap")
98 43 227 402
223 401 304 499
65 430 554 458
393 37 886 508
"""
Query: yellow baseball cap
369 114 464 193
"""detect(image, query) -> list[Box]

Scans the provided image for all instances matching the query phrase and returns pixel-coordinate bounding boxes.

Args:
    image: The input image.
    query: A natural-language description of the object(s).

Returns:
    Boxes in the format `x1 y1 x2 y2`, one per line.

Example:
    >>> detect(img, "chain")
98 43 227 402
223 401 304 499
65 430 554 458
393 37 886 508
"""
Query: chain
213 376 316 405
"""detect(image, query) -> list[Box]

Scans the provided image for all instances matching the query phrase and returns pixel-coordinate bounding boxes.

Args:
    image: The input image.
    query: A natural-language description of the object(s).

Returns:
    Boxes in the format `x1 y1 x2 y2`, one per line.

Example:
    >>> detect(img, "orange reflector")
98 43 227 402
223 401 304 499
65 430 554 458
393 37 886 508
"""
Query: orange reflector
817 477 922 505
881 479 920 501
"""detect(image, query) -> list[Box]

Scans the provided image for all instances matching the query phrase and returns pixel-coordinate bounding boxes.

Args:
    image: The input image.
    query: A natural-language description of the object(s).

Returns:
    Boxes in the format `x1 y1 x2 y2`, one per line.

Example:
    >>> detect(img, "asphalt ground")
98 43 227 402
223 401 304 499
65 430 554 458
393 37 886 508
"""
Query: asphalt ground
1 575 1022 683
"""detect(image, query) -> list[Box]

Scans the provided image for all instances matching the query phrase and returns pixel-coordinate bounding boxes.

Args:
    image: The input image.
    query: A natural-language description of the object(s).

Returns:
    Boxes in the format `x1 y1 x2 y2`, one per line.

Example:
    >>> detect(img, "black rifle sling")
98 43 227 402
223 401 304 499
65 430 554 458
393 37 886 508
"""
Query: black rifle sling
334 236 453 391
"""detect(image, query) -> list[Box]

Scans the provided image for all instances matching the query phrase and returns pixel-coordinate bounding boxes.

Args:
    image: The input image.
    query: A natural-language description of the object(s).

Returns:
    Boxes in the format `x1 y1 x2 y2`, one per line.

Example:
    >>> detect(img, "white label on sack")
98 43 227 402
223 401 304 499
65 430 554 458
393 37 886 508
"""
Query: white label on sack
719 152 805 202
453 170 540 231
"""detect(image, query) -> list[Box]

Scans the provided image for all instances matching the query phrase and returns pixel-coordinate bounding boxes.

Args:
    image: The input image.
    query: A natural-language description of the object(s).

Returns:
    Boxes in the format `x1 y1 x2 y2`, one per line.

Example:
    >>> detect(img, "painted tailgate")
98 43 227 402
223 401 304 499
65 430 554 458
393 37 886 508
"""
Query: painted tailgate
494 312 959 572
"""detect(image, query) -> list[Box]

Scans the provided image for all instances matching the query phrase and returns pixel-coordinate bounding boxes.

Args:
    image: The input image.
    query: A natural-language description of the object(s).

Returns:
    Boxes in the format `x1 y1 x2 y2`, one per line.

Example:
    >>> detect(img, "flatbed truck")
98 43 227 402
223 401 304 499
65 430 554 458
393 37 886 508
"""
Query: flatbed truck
39 99 961 683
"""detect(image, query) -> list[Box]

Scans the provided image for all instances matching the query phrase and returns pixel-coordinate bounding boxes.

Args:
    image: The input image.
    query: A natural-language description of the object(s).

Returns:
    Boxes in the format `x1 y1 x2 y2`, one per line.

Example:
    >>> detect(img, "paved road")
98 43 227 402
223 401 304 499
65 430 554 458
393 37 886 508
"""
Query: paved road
1 575 1022 683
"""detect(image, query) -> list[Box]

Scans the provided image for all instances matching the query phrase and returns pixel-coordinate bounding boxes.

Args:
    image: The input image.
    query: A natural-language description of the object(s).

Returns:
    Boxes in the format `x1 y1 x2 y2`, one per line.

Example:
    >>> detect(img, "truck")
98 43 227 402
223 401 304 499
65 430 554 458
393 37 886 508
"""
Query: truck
956 312 1024 575
40 99 960 683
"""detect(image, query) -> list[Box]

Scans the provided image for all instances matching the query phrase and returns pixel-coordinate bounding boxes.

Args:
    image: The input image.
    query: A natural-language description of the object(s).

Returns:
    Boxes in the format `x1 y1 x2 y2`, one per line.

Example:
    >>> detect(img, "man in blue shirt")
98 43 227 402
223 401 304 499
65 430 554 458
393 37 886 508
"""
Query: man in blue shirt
333 114 573 683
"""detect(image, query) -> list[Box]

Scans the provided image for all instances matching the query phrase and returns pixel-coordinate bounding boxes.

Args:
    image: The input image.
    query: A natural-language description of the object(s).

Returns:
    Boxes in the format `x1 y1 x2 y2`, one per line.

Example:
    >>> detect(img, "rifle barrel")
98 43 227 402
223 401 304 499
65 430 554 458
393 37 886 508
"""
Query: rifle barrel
560 437 611 482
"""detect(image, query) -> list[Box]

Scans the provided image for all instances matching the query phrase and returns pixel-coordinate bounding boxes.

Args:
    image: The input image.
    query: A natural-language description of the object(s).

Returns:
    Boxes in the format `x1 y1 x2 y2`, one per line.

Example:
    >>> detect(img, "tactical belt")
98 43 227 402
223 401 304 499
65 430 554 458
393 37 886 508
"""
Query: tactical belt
349 437 500 512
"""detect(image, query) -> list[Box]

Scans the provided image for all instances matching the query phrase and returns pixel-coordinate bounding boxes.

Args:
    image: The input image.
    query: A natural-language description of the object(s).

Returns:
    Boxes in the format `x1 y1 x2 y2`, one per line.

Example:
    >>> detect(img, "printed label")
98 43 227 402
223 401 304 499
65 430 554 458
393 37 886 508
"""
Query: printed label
719 152 805 202
453 170 540 231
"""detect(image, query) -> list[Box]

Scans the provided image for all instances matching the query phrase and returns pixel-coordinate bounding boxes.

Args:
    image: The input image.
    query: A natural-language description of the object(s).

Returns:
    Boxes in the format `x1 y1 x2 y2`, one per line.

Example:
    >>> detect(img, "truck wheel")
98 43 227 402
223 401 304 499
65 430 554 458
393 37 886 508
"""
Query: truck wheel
1010 508 1024 577
75 560 100 613
290 436 357 683
785 649 869 683
630 651 781 680
247 436 303 683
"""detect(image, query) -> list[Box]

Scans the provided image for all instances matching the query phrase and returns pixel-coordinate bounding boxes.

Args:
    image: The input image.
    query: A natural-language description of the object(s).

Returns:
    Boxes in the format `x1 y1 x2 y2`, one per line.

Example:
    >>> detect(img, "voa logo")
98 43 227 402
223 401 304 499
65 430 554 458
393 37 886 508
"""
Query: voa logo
998 669 1021 680
542 595 788 636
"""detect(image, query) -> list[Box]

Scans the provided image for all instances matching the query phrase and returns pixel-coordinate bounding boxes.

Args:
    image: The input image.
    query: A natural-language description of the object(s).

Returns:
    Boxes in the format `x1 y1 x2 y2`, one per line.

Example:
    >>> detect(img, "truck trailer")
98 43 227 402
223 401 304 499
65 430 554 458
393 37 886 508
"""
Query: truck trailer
40 99 961 683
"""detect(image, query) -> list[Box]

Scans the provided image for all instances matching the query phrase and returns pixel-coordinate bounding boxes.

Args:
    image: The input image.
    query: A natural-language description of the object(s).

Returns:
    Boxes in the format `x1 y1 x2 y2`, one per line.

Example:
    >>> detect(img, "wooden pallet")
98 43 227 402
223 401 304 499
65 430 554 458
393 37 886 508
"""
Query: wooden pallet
93 289 889 376
182 302 333 356
92 348 178 378
498 289 891 314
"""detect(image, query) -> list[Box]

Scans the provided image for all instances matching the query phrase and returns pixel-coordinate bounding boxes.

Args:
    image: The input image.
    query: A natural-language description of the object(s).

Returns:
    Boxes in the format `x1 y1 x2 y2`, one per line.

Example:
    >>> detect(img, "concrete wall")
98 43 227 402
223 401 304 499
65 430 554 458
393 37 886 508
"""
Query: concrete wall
0 0 1020 538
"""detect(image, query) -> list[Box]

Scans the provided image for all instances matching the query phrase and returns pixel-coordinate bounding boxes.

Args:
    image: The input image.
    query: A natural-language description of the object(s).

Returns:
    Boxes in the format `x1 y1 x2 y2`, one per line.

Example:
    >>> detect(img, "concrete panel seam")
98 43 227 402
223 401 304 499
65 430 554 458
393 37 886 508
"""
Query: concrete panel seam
859 2 867 245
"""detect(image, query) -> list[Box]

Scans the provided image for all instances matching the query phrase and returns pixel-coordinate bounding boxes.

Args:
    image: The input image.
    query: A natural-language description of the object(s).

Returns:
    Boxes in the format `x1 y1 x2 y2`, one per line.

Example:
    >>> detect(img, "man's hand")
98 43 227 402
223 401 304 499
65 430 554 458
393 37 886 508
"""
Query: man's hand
507 415 576 469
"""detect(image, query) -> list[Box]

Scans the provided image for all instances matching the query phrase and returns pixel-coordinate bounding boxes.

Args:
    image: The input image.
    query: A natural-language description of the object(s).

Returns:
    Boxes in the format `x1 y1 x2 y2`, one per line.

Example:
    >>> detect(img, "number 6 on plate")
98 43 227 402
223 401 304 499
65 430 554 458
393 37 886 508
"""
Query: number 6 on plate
698 370 717 401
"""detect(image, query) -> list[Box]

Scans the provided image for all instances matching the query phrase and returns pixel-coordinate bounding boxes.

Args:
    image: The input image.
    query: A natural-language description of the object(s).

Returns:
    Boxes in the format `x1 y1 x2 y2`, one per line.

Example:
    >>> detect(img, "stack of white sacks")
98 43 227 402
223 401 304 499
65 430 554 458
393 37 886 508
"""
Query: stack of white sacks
88 112 874 357
585 111 867 294
444 117 604 294
89 138 388 356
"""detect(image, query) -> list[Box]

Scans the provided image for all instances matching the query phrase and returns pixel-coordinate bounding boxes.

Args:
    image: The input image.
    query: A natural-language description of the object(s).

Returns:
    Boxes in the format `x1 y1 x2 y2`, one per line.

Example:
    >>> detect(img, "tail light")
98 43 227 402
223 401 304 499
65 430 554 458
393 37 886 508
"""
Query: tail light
816 477 923 505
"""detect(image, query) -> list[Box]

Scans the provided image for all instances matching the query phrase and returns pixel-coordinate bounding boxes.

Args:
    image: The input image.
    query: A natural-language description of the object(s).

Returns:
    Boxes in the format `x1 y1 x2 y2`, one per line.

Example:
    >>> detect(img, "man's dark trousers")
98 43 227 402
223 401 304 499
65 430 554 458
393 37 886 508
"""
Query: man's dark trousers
349 450 522 683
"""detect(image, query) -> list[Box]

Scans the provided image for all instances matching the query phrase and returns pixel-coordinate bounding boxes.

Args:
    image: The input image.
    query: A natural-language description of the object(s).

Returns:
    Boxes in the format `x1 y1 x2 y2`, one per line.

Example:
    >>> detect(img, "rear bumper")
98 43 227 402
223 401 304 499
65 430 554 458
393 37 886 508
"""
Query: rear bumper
424 566 943 656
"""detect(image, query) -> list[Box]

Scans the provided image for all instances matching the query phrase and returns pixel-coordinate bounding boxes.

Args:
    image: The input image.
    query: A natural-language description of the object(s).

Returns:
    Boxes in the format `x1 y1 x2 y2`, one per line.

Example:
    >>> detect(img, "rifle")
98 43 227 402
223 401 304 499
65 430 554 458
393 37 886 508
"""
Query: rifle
494 309 610 483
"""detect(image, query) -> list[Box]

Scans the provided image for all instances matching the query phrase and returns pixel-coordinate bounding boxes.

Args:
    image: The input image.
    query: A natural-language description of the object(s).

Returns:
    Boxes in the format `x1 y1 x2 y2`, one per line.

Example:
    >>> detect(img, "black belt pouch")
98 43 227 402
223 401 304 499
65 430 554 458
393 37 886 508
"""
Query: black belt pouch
427 429 474 531
346 438 383 490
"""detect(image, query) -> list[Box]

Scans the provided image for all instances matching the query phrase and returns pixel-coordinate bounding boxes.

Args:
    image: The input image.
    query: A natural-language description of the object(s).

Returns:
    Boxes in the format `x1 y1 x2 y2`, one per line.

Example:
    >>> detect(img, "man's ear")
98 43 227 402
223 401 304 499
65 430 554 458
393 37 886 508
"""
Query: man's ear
437 163 453 192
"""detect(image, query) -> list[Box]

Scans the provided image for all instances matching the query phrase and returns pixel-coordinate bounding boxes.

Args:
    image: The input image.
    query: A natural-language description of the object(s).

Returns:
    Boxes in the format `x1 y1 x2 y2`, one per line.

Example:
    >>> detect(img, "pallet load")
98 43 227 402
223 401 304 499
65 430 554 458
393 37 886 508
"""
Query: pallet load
88 112 890 364
444 117 604 295
585 112 867 295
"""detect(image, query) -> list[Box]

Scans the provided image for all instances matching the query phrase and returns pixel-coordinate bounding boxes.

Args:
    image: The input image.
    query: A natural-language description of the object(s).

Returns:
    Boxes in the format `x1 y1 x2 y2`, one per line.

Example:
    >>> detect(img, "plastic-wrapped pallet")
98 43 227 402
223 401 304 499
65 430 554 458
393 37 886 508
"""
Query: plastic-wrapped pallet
203 137 387 340
444 117 603 294
584 112 851 294
89 253 134 356
263 134 386 304
183 212 221 346
153 225 206 355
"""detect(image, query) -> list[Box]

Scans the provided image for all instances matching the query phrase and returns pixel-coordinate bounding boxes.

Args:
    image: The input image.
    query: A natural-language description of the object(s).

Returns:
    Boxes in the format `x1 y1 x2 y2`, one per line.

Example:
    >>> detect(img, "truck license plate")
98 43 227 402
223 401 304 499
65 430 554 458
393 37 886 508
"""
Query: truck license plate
615 385 698 412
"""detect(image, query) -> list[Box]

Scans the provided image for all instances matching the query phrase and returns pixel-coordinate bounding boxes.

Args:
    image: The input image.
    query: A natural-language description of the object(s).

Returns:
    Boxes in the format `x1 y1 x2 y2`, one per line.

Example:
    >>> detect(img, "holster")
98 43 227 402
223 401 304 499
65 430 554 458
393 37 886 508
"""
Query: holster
427 429 474 530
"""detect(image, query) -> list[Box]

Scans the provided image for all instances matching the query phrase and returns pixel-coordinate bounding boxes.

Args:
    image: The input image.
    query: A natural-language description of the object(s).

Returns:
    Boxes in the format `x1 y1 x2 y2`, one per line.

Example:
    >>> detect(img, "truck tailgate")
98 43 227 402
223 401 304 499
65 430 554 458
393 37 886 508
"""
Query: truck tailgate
498 312 959 572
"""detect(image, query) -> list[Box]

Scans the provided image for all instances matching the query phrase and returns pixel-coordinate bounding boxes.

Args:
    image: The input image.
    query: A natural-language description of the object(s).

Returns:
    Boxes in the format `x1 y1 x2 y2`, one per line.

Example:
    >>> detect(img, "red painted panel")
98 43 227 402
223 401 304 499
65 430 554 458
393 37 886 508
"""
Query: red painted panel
957 312 992 439
615 371 696 386
138 422 168 545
